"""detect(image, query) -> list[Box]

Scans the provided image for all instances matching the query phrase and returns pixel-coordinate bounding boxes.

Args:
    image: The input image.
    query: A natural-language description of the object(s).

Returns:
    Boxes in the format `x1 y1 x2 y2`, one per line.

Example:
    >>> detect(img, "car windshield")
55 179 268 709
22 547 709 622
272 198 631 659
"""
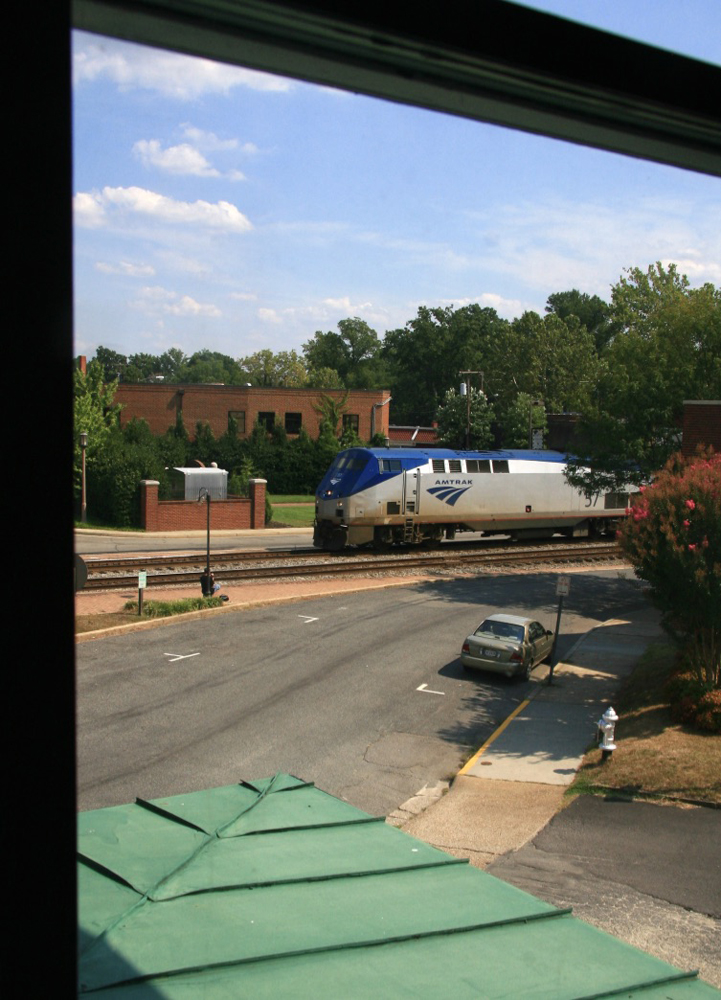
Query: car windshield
475 620 524 643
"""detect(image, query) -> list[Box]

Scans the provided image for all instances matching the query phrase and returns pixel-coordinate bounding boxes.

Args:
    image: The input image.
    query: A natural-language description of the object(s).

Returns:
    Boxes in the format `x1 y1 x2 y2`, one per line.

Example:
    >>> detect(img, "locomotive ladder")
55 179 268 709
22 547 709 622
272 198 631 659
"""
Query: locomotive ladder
403 517 415 542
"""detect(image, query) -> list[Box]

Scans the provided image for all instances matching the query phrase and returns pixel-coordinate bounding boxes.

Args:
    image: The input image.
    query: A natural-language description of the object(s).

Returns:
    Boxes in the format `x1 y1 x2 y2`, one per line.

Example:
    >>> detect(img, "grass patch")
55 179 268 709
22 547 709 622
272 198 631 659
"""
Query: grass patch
268 494 314 504
75 596 225 633
568 641 721 806
268 505 315 528
123 597 225 617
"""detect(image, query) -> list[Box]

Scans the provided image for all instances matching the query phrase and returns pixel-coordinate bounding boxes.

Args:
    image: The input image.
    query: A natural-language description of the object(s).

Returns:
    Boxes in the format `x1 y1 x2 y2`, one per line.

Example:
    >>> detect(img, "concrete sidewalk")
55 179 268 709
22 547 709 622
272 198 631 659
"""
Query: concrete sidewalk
390 611 666 867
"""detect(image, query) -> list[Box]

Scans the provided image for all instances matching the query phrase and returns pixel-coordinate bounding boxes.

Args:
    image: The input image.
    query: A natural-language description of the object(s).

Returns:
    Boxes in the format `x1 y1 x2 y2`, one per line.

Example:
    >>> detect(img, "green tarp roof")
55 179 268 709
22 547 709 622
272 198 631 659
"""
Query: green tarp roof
78 774 719 998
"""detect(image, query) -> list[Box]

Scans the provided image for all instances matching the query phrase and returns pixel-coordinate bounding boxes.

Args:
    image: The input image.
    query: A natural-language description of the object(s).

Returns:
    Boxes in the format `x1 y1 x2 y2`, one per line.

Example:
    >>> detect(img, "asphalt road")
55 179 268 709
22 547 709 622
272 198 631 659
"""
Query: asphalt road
77 568 644 815
489 795 721 988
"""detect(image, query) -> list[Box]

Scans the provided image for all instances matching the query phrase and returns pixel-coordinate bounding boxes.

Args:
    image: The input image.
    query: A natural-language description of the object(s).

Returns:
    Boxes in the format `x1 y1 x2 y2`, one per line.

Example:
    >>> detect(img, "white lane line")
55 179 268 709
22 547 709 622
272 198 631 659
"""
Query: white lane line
416 683 445 696
298 615 319 624
164 652 201 662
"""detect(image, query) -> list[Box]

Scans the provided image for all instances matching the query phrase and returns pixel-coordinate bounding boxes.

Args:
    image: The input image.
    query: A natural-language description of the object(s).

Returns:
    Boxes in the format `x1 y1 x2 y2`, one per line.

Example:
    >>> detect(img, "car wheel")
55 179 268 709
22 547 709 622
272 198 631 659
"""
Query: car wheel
518 660 532 682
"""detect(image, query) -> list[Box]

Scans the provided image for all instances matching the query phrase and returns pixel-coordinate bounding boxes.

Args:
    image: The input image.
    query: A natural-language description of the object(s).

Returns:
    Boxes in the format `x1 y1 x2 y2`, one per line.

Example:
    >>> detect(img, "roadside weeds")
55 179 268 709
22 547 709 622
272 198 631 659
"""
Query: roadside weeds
566 641 721 807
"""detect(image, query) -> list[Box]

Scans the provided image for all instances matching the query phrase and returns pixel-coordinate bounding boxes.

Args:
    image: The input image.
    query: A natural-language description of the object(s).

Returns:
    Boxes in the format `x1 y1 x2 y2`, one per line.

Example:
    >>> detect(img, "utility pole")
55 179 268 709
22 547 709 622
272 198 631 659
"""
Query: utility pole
459 371 484 449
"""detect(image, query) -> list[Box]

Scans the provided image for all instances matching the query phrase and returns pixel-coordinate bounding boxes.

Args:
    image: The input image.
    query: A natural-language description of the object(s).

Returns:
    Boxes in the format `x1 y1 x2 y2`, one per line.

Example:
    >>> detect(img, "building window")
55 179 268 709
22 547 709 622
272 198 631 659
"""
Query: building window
285 412 302 434
228 410 246 434
343 413 359 434
257 412 275 432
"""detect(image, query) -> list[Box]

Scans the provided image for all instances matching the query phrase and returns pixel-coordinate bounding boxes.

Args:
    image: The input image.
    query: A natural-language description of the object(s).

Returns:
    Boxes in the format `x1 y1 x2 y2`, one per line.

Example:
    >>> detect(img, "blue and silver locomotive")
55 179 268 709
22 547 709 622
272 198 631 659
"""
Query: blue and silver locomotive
313 447 630 551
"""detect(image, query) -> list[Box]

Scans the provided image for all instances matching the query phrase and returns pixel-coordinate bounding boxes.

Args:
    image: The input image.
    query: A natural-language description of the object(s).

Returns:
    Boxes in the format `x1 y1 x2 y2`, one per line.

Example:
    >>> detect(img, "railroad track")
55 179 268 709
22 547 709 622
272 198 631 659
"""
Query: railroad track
82 540 624 591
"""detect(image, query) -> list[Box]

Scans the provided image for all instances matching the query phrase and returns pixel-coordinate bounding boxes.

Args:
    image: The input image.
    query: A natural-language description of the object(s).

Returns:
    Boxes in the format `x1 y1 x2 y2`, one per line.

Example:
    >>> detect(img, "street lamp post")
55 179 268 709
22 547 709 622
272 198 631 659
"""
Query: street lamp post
459 371 484 449
79 432 88 523
198 487 211 581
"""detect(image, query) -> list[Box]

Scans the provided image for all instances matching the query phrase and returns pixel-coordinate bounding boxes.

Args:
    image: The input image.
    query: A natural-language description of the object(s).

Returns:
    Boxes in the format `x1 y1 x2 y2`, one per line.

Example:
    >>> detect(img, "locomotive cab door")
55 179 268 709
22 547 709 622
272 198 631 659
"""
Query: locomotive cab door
402 470 420 515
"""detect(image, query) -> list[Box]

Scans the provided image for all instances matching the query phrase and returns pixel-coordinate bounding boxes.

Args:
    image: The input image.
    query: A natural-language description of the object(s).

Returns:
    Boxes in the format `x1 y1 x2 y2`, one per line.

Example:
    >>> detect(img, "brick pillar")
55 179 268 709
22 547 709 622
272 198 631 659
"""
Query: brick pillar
249 478 267 529
140 480 160 531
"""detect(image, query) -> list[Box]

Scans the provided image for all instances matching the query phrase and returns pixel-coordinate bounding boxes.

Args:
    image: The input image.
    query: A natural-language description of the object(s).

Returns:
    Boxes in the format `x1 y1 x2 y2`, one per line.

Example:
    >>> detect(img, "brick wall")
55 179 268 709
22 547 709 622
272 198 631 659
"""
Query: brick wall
682 401 721 456
141 478 267 532
115 384 391 441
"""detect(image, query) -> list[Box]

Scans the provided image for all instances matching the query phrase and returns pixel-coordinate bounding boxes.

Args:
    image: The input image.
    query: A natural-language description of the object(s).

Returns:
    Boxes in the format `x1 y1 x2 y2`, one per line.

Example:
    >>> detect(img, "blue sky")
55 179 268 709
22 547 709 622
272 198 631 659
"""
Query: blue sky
72 1 721 362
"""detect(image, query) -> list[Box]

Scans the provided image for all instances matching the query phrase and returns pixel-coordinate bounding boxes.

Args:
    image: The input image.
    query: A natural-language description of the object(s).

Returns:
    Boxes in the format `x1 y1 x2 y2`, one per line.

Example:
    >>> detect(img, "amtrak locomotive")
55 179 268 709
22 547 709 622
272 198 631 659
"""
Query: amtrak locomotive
313 447 630 551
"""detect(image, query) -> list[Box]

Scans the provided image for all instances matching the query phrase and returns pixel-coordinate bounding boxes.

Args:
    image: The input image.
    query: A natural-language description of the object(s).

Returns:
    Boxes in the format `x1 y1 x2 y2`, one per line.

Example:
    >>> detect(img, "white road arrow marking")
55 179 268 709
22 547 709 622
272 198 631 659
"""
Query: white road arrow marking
164 652 201 662
416 683 445 695
298 615 319 624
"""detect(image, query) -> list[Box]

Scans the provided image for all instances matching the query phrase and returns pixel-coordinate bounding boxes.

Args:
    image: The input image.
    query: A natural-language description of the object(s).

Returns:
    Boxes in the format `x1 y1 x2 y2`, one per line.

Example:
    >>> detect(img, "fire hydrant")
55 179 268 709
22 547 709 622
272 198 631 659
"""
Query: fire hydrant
597 706 618 762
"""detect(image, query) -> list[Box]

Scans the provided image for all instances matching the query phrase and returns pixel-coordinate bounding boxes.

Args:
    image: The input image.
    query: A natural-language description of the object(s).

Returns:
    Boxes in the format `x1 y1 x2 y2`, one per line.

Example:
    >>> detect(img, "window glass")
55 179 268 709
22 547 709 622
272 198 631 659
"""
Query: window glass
228 410 245 434
284 412 302 434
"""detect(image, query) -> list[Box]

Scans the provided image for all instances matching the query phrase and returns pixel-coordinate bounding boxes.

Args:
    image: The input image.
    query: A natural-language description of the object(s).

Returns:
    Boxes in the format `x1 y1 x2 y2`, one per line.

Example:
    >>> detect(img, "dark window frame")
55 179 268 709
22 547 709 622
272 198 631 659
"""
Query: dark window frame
284 412 302 434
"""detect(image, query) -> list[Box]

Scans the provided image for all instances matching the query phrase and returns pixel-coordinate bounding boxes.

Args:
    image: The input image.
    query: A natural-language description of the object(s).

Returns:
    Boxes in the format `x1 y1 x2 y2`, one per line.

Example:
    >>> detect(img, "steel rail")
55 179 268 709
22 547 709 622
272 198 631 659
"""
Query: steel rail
83 541 623 591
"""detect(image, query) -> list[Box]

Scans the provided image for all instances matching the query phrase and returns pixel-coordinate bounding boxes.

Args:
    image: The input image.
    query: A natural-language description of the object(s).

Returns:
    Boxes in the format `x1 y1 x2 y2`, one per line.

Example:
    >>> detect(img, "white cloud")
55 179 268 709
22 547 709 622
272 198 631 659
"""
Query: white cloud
321 296 374 313
73 186 253 233
133 139 219 177
155 251 211 276
180 125 238 150
132 285 221 318
73 34 293 99
461 195 721 298
258 308 282 324
434 293 528 319
230 291 258 301
133 138 247 180
73 191 106 227
166 295 222 317
95 260 156 277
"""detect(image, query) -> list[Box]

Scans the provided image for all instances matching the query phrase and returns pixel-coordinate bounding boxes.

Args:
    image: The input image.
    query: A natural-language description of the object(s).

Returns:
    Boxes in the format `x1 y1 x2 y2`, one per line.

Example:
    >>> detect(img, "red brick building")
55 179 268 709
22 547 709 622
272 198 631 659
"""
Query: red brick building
682 400 721 455
113 383 391 442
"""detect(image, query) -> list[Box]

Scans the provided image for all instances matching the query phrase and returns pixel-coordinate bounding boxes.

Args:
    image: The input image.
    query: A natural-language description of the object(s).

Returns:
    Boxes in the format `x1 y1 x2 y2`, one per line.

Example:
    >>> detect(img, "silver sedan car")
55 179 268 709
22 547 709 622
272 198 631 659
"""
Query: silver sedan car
461 613 554 681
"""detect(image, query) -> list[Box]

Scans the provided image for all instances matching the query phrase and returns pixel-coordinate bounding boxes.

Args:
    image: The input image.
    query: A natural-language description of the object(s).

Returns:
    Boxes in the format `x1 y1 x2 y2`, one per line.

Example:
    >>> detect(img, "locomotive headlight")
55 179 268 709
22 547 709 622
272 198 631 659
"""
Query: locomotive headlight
324 489 333 496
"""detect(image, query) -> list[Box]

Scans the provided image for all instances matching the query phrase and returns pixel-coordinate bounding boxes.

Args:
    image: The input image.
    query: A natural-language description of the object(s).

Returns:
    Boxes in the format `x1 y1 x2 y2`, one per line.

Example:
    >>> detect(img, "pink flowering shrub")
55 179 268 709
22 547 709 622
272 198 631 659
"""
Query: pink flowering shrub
619 449 721 697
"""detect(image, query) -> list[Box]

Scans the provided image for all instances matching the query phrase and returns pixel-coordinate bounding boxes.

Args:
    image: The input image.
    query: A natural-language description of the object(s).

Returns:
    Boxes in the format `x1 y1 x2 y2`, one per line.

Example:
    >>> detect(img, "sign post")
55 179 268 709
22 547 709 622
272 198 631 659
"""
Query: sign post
549 575 570 685
138 571 147 616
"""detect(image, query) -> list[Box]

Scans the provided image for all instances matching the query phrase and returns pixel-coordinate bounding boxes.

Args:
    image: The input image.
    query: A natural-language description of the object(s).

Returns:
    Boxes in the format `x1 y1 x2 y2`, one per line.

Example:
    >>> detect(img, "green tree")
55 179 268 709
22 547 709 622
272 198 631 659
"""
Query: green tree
73 360 120 499
383 304 509 425
87 423 165 526
125 352 162 381
498 394 548 448
493 311 600 416
435 387 494 450
619 451 721 703
238 349 308 387
568 263 721 492
304 318 386 389
189 421 218 466
94 346 129 382
546 289 614 353
177 350 245 384
157 347 187 381
306 366 344 389
312 392 349 438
